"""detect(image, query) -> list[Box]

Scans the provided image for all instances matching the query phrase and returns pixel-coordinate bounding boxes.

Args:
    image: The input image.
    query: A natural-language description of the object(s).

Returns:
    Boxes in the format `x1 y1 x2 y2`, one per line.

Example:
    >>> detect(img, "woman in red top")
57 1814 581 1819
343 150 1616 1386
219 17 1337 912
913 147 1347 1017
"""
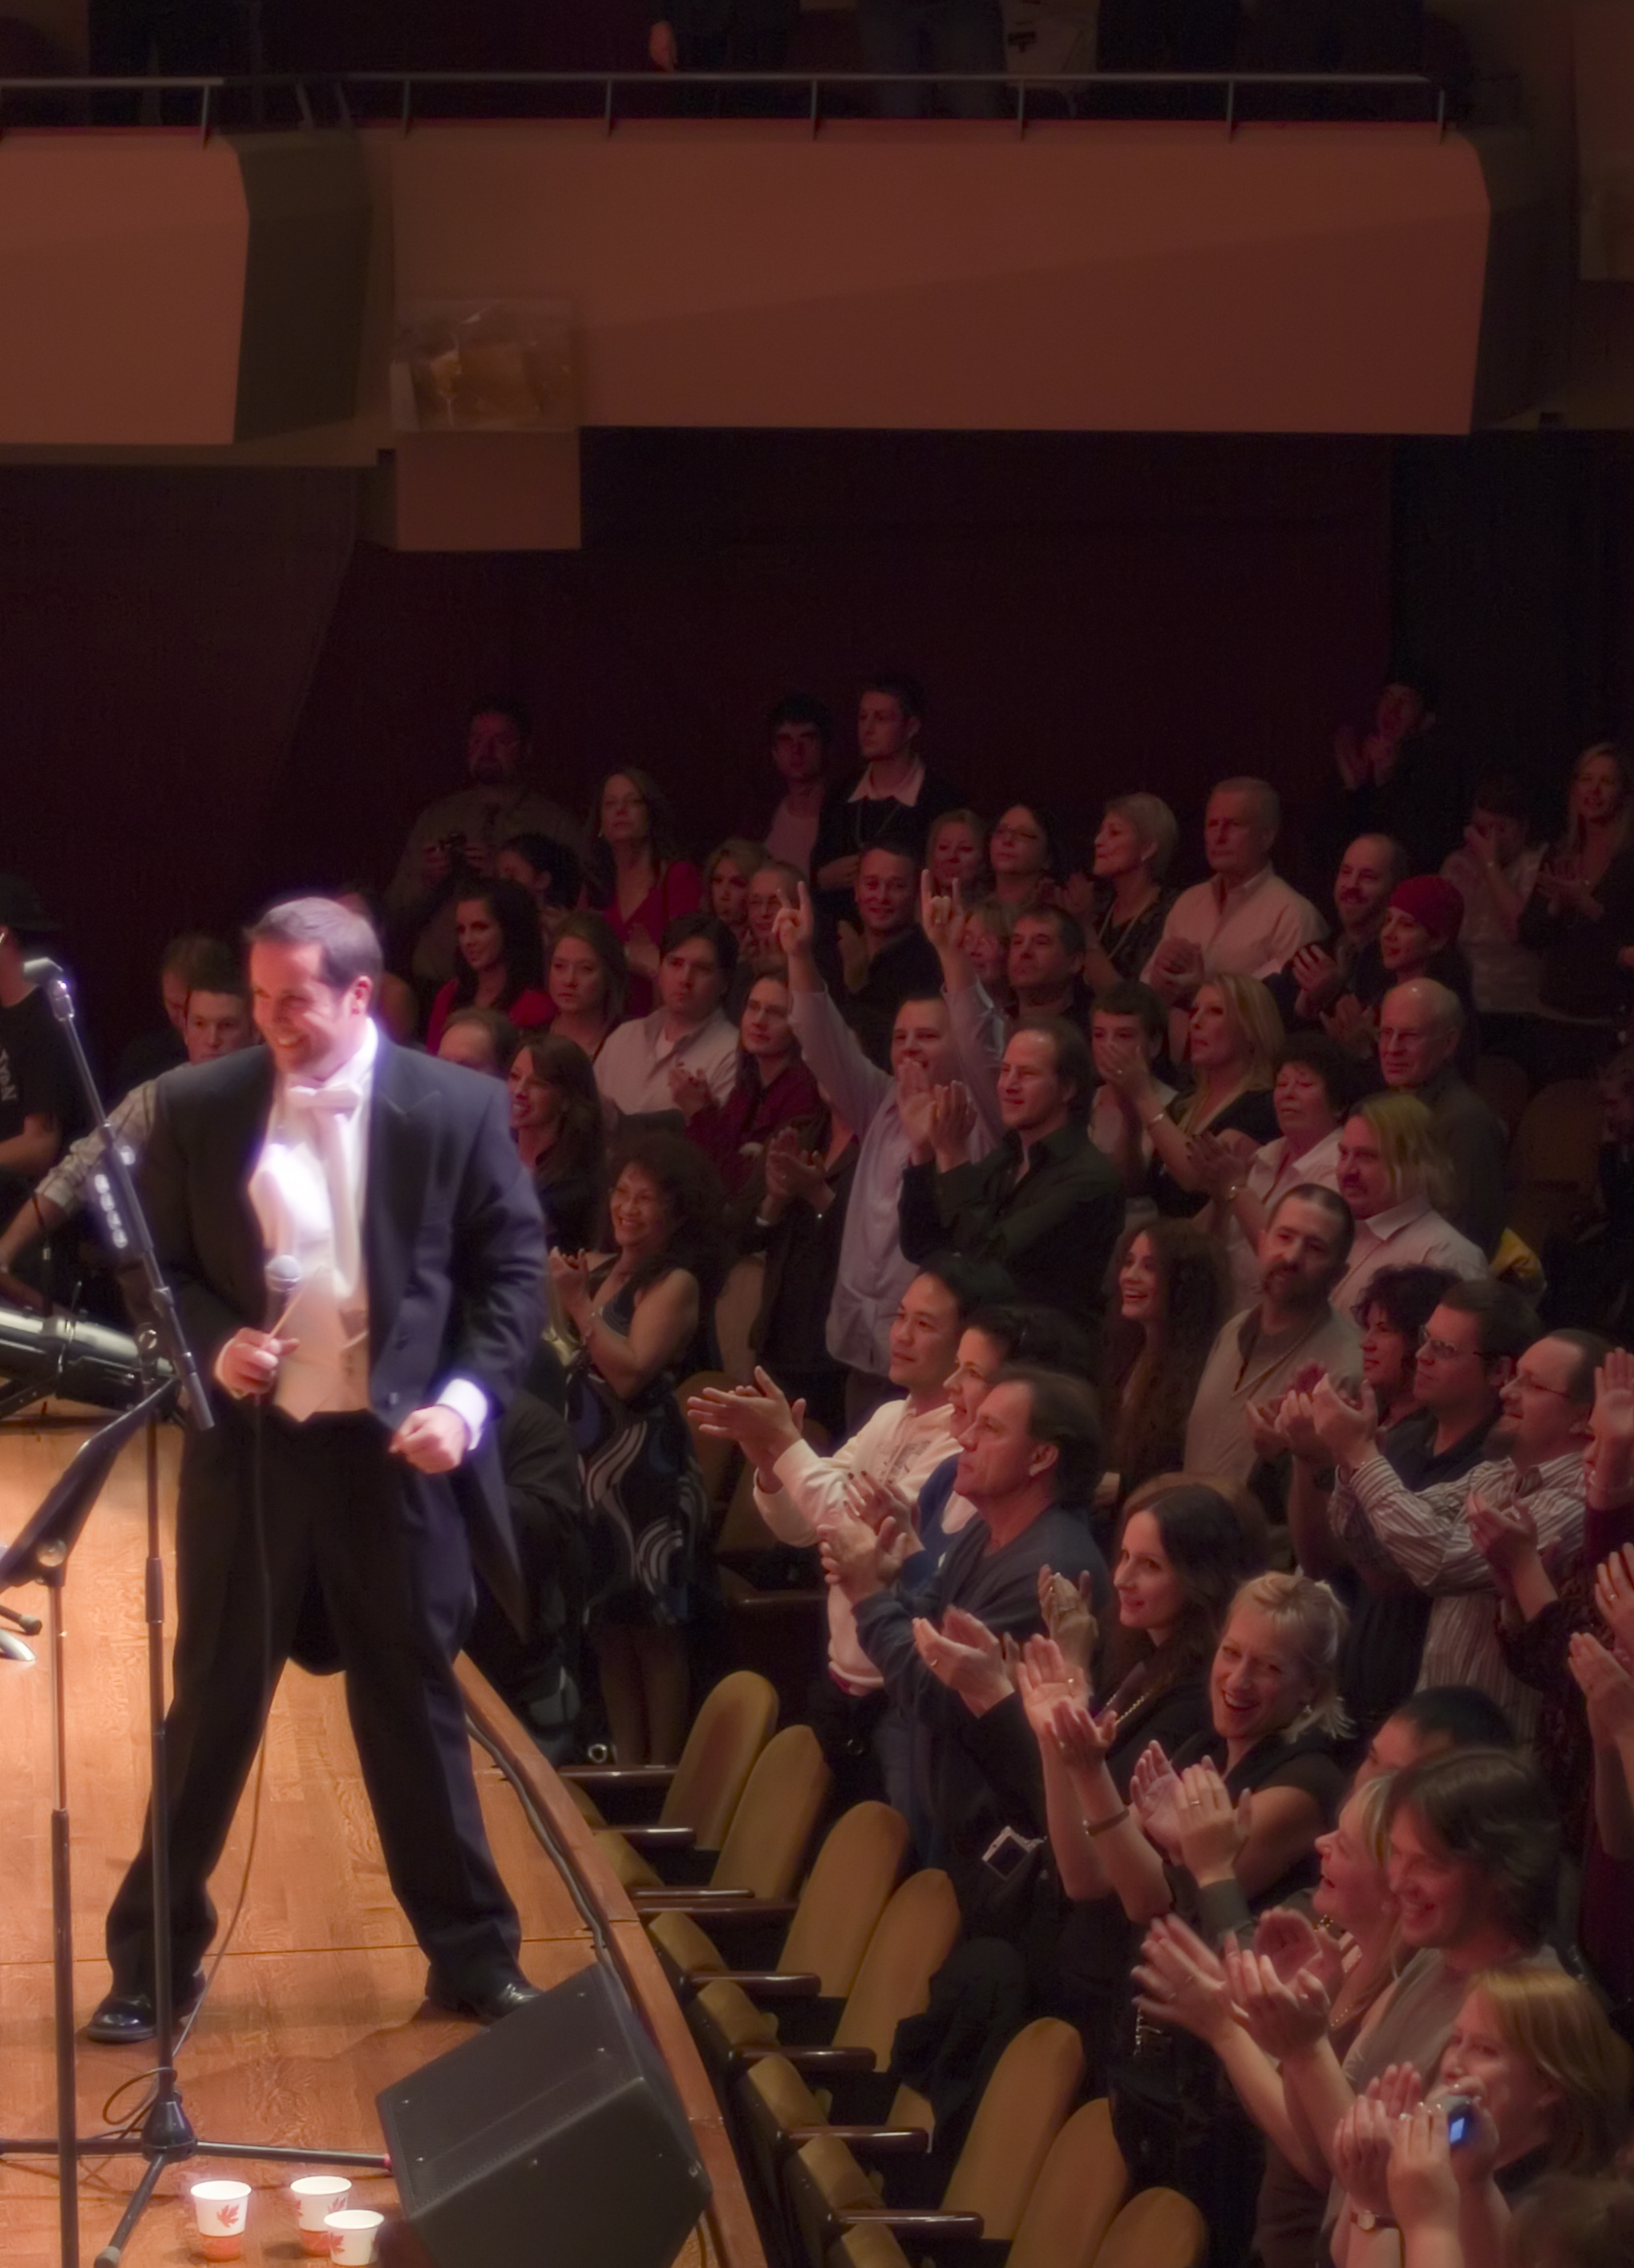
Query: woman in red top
580 769 702 1014
425 879 551 1051
673 972 820 1195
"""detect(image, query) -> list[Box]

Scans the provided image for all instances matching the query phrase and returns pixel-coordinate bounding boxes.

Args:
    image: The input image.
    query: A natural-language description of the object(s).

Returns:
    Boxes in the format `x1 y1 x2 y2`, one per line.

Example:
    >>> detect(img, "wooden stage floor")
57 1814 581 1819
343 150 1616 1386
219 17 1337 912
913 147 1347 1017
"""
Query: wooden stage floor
0 1409 693 2267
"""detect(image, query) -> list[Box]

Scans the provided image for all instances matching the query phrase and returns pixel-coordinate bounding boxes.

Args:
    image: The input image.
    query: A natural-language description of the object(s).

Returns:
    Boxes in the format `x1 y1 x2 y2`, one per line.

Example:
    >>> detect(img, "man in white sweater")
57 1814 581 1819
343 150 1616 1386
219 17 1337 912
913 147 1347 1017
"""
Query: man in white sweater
689 1253 1011 1811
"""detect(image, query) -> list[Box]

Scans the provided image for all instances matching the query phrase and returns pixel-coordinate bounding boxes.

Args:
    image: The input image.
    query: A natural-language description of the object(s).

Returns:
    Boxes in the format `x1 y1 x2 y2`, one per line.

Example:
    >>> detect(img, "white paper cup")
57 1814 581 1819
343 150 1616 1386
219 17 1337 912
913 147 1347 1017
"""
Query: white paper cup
291 2174 353 2253
190 2178 253 2262
326 2207 386 2266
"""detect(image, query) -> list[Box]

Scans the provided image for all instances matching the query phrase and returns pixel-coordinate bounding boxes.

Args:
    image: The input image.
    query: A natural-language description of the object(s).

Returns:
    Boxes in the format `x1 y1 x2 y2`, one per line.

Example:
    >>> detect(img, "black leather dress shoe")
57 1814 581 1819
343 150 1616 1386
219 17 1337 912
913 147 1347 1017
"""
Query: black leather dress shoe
425 1976 544 2027
85 1972 206 2044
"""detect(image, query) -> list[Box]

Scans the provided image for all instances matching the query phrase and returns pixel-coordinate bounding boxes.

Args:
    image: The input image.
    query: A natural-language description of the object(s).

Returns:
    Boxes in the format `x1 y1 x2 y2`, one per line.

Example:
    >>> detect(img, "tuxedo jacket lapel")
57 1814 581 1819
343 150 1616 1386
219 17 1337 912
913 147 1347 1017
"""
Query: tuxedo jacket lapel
365 1038 435 1362
212 1049 277 1322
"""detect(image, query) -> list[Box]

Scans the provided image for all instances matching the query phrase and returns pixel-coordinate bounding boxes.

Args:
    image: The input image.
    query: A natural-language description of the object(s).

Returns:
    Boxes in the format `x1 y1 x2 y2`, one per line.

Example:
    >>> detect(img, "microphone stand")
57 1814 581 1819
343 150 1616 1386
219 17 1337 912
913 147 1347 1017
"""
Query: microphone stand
0 962 386 2268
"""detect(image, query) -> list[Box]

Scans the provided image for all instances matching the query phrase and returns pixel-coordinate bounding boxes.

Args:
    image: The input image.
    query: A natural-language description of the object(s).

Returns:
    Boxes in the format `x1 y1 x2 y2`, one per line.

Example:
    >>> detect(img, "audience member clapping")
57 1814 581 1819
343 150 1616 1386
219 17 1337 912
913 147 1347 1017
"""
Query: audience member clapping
552 1130 725 1766
1143 778 1325 1017
1088 978 1177 1206
1280 1279 1533 1741
1102 1224 1232 1510
1335 1970 1632 2265
594 912 739 1120
1195 1030 1357 1305
425 879 550 1052
1519 742 1634 1083
544 912 629 1062
436 1003 519 1077
1276 833 1404 1037
776 879 1002 1418
730 1105 859 1438
580 766 702 1010
1185 1184 1360 1487
1381 876 1473 1005
1079 792 1179 990
1331 674 1451 879
1332 1095 1485 1317
1308 1335 1610 1742
896 1014 1122 1352
509 1033 606 1255
1106 972 1283 1219
822 1364 1111 1924
677 969 819 1195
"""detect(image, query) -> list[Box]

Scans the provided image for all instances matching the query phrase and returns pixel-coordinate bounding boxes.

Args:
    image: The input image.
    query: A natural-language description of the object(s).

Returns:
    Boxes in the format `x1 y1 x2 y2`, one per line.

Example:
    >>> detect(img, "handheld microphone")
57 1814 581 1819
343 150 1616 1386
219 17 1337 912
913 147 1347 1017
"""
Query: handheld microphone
21 953 65 988
264 1255 302 1334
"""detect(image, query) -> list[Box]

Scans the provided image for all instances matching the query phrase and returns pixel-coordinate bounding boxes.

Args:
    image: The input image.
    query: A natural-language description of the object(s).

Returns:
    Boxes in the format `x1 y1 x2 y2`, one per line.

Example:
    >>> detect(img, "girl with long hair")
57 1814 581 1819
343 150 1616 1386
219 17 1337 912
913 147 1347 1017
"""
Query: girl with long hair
424 879 548 1052
1102 972 1283 1216
701 835 768 959
544 912 629 1061
551 1130 726 1767
580 767 702 1012
1103 1223 1232 1507
1520 742 1634 1078
508 1032 607 1254
925 808 991 899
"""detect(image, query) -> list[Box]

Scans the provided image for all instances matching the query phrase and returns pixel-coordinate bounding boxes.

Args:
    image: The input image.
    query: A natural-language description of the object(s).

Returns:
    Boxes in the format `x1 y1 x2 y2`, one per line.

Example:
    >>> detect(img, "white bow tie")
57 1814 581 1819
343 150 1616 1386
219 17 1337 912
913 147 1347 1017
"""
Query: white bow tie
285 1082 362 1117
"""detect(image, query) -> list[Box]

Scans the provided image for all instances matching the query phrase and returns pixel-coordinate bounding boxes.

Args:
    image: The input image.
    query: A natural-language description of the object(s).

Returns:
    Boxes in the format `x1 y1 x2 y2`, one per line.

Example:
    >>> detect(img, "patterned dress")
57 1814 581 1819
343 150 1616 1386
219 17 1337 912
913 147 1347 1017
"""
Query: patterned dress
567 1267 707 1630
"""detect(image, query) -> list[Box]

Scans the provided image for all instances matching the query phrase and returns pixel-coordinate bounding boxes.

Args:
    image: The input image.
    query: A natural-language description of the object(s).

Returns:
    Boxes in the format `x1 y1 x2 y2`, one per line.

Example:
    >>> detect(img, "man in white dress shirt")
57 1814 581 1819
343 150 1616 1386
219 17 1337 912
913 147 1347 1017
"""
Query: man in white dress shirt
1143 778 1325 1031
88 899 546 2042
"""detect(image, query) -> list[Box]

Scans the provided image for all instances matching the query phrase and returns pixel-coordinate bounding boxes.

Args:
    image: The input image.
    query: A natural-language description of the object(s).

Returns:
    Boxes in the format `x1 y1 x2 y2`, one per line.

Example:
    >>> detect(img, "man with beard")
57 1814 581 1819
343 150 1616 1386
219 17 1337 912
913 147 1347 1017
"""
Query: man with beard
1183 1185 1361 1486
386 699 584 988
1269 831 1406 1032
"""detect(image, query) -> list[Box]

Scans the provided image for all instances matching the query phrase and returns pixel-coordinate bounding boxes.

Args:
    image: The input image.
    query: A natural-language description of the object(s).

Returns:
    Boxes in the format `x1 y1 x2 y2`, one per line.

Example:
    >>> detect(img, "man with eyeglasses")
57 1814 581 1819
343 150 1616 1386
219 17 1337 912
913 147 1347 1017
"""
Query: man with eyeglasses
1300 1326 1612 1740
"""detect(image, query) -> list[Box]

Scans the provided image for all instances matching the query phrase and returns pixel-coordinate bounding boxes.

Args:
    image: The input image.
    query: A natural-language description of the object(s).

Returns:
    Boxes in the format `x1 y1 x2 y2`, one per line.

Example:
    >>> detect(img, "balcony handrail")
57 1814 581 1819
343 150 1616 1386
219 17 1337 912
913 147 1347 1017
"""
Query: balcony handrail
0 67 1452 144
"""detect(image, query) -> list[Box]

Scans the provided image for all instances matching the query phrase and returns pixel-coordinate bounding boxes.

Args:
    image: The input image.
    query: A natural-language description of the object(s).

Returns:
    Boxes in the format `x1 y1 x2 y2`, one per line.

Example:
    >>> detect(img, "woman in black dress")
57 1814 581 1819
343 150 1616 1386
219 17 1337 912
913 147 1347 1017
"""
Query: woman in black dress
551 1130 726 1766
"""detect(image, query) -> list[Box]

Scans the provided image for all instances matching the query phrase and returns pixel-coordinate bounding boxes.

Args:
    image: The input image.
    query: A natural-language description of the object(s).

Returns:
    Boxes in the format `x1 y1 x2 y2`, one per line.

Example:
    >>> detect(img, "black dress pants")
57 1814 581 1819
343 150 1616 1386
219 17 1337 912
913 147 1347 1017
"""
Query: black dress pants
106 1405 522 2000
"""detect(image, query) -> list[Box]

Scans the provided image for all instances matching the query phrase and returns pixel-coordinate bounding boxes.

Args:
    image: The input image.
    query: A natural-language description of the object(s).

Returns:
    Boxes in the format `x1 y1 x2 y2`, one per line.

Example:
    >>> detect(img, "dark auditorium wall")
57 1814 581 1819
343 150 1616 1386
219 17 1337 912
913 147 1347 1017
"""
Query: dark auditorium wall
261 431 1397 928
6 427 1625 1065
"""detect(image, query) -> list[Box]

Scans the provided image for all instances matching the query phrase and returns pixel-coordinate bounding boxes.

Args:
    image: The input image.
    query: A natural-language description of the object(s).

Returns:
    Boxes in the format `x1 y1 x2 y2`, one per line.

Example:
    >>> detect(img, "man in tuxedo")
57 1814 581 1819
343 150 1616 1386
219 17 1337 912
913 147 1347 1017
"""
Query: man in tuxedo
87 897 548 2041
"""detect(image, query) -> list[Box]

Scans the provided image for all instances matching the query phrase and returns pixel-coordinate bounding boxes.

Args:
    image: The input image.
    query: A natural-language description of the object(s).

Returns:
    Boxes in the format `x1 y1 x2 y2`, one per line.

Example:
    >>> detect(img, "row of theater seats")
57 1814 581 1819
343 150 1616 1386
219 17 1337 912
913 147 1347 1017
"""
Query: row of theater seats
559 1673 1207 2268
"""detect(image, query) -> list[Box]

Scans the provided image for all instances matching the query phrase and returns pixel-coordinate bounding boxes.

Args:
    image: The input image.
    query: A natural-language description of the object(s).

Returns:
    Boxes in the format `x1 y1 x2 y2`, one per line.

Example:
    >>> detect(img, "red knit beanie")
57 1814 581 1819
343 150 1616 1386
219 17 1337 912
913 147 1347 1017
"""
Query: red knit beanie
1388 875 1464 945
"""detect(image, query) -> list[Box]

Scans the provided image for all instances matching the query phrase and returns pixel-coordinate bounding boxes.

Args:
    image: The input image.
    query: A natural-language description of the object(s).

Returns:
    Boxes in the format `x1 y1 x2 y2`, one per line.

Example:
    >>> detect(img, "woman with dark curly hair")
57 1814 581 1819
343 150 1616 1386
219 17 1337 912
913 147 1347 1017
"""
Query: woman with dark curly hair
1102 1219 1232 1510
550 1129 725 1765
580 767 702 1013
424 878 549 1052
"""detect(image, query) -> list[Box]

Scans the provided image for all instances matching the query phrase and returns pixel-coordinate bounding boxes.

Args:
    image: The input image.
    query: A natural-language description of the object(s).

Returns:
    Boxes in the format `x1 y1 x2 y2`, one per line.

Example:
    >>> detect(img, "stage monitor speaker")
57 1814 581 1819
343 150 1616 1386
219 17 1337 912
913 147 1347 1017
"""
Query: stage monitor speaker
377 1962 712 2268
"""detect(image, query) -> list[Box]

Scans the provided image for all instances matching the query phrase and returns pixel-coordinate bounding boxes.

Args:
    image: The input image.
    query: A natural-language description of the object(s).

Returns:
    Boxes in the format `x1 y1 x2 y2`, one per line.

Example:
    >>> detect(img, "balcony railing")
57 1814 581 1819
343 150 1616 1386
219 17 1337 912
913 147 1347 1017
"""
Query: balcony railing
0 67 1453 143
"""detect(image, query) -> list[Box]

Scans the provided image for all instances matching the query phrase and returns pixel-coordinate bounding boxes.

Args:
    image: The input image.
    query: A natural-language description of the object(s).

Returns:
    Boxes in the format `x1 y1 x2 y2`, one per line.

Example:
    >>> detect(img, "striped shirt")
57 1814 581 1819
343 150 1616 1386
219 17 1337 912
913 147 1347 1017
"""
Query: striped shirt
1331 1448 1586 1743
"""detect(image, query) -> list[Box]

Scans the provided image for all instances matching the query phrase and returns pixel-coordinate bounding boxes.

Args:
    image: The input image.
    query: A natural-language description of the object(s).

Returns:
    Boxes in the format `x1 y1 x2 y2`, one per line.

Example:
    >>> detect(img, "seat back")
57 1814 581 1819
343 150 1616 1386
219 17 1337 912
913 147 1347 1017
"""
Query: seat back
1511 1079 1602 1194
1008 2099 1129 2268
828 2226 911 2268
1090 2186 1207 2268
711 1723 832 1898
780 1802 912 1998
715 1453 784 1555
831 1869 961 2066
941 2016 1085 2241
661 1668 779 1846
645 1907 725 1978
787 2133 880 2268
1473 1053 1530 1137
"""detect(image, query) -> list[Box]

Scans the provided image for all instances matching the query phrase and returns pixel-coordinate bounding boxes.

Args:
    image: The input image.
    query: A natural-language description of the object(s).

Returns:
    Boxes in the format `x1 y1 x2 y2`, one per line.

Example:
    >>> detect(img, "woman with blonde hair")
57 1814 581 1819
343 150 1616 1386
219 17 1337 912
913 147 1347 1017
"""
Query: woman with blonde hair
1082 790 1180 988
1102 971 1283 1217
924 807 990 898
1333 1092 1486 1318
1520 741 1634 1080
1334 1966 1632 2266
701 835 768 960
964 895 1017 1017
